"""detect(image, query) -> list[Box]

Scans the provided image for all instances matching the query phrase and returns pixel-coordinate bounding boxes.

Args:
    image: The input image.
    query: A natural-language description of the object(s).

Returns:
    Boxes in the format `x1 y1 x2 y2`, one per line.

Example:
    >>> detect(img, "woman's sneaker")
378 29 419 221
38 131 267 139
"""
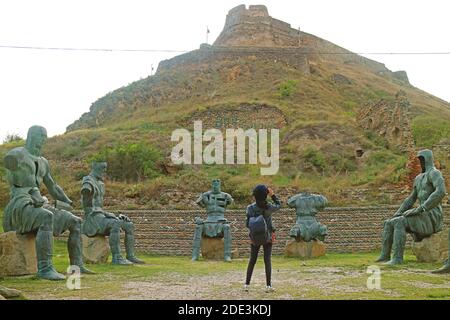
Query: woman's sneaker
265 286 275 293
243 284 249 292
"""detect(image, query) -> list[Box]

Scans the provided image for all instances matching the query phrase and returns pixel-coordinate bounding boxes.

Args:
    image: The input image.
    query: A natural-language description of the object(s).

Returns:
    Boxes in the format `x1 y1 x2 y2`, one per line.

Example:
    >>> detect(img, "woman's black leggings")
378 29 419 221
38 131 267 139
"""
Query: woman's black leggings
245 242 273 286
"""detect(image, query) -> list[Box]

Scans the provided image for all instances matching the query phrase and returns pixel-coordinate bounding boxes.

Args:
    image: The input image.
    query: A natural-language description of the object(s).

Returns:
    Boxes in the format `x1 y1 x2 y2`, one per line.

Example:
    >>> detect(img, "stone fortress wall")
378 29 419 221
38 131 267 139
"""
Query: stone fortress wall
71 205 450 256
157 4 405 82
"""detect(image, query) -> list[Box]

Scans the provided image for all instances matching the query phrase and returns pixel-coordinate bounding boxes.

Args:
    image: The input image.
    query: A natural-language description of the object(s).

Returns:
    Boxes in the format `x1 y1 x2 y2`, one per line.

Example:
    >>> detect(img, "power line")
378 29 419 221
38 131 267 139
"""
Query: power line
0 45 188 53
0 44 449 55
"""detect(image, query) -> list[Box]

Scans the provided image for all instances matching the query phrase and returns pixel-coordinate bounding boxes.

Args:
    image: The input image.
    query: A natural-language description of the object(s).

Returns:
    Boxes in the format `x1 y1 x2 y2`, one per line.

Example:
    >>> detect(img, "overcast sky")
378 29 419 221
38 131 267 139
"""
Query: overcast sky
0 0 449 141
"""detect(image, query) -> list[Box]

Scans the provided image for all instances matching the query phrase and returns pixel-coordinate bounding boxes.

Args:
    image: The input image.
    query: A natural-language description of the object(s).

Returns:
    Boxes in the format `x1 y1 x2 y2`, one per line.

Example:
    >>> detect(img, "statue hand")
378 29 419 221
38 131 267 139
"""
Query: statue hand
105 212 119 220
118 214 131 222
404 208 420 217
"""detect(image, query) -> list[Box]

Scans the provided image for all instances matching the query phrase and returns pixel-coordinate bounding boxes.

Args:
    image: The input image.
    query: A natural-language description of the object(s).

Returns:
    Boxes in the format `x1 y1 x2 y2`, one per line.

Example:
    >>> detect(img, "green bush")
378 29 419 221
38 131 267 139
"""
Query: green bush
278 80 298 98
412 115 450 148
90 143 162 182
303 147 326 171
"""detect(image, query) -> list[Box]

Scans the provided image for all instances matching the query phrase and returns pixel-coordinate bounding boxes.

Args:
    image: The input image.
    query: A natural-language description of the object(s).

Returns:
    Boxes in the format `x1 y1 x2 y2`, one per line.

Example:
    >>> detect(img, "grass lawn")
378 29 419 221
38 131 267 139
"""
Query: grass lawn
0 241 449 300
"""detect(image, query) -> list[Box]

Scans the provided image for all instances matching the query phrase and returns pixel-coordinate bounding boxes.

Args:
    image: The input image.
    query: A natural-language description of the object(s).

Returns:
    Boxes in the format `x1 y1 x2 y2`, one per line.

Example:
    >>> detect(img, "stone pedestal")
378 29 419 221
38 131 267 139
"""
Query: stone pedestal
285 239 326 258
0 231 37 276
200 237 239 260
82 235 110 264
412 230 449 263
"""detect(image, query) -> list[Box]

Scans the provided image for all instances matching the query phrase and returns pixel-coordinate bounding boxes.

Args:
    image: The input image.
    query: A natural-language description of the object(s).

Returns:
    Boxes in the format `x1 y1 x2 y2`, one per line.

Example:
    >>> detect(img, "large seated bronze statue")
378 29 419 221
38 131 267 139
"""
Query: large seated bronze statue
3 126 92 280
192 179 234 262
377 149 446 265
81 162 144 265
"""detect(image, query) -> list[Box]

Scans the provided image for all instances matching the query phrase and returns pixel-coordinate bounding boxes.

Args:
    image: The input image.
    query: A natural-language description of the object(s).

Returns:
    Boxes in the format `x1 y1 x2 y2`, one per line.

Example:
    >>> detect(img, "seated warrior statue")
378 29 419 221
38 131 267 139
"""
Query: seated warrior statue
81 162 144 265
287 192 328 241
377 149 447 265
3 126 93 280
192 179 234 262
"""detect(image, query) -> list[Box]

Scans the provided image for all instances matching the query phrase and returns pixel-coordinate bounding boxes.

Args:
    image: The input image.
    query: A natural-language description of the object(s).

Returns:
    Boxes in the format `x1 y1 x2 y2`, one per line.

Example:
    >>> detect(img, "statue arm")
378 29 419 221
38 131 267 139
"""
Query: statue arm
287 196 297 208
196 193 207 207
421 171 446 211
42 160 72 205
4 153 19 171
395 187 417 215
81 184 94 215
226 193 234 205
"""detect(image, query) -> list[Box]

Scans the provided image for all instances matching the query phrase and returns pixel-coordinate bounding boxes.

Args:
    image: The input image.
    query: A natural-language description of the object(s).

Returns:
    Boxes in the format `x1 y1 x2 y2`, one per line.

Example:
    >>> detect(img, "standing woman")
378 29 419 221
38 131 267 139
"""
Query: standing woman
244 185 281 293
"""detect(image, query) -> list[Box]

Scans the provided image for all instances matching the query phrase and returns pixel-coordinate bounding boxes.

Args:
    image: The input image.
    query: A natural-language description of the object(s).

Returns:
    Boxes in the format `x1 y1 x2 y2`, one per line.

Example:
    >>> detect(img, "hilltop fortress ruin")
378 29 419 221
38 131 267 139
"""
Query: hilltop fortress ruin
157 4 408 82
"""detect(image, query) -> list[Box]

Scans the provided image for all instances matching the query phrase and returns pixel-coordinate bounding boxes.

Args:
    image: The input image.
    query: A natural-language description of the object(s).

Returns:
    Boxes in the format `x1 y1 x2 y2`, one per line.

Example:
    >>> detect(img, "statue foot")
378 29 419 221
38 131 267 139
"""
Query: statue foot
37 267 66 281
79 266 96 274
224 256 232 262
383 258 403 266
375 256 390 263
127 256 145 264
112 256 133 266
432 263 450 274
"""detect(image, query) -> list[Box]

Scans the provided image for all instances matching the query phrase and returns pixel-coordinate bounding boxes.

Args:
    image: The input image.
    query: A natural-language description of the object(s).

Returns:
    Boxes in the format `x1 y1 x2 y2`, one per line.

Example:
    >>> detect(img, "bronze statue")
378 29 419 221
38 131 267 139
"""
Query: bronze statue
192 179 234 261
287 192 328 241
3 126 93 280
376 149 446 265
81 162 144 265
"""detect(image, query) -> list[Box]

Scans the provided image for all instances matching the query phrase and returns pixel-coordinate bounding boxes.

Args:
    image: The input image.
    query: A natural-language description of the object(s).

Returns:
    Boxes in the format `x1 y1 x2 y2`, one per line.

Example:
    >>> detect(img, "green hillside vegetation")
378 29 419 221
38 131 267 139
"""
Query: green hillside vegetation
1 51 450 210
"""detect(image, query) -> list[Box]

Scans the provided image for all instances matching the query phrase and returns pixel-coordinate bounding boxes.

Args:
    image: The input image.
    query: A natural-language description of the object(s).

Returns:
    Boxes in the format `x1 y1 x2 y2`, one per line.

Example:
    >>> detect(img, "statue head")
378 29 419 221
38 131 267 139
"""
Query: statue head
91 161 108 180
212 179 221 194
417 149 435 173
25 126 47 156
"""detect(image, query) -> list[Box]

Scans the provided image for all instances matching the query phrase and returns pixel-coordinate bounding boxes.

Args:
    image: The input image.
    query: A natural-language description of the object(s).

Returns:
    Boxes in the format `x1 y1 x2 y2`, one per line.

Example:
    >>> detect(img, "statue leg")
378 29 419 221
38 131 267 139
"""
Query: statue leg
192 223 203 261
376 219 394 262
223 224 232 262
385 217 407 265
109 220 132 265
36 209 65 280
66 216 95 274
122 221 145 264
432 228 450 274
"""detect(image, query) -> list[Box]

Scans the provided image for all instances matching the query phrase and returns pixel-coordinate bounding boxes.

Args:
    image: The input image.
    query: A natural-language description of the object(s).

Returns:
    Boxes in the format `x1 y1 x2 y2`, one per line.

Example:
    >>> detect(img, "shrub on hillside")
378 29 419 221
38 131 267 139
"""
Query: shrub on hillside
412 115 450 148
278 80 298 98
90 143 162 182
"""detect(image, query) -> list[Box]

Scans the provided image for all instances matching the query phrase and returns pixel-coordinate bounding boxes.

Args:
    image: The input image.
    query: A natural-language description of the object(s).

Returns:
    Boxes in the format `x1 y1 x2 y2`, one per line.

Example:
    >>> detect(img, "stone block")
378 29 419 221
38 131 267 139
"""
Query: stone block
285 239 326 258
412 230 449 263
200 237 238 260
82 235 110 264
0 231 37 276
0 286 22 299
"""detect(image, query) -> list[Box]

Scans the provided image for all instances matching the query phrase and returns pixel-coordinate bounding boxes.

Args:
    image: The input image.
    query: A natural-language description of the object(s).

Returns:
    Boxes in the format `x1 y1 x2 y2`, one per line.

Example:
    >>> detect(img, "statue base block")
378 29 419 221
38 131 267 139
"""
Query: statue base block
0 231 37 276
201 237 239 260
285 239 326 258
82 235 110 264
412 229 448 263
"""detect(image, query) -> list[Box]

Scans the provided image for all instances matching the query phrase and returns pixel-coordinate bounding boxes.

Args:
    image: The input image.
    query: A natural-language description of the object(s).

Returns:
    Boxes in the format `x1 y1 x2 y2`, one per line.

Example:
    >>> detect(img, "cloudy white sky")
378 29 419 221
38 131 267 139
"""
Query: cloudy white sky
0 0 449 141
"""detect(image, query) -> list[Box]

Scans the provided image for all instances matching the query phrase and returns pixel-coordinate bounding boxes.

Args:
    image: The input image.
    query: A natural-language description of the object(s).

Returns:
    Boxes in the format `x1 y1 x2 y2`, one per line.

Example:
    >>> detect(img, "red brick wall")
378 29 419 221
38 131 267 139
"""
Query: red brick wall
74 205 449 256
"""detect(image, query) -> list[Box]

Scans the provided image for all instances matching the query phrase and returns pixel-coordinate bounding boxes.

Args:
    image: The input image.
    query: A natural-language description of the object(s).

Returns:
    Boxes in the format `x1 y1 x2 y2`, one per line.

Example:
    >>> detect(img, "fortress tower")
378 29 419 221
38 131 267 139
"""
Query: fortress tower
213 4 300 47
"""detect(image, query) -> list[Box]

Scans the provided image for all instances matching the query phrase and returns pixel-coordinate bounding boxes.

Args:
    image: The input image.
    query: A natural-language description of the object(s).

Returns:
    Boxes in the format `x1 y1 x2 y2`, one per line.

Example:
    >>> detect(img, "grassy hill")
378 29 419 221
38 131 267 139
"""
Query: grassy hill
1 43 450 211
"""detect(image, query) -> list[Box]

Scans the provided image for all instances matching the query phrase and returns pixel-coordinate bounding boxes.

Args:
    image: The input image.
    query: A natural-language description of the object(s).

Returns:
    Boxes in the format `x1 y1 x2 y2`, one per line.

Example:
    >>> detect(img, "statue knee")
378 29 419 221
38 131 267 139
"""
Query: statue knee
122 221 134 233
68 215 82 230
393 216 407 228
110 220 122 233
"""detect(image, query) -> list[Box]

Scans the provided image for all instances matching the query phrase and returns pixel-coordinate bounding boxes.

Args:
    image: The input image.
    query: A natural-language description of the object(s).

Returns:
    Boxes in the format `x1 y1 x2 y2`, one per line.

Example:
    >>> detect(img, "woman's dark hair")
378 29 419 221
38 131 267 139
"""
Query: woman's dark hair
253 184 269 209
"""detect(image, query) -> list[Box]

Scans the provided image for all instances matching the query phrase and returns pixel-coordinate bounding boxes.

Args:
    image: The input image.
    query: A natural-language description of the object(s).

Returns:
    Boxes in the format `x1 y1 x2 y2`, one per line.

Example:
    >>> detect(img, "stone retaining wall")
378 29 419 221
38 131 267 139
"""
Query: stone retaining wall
71 205 450 256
